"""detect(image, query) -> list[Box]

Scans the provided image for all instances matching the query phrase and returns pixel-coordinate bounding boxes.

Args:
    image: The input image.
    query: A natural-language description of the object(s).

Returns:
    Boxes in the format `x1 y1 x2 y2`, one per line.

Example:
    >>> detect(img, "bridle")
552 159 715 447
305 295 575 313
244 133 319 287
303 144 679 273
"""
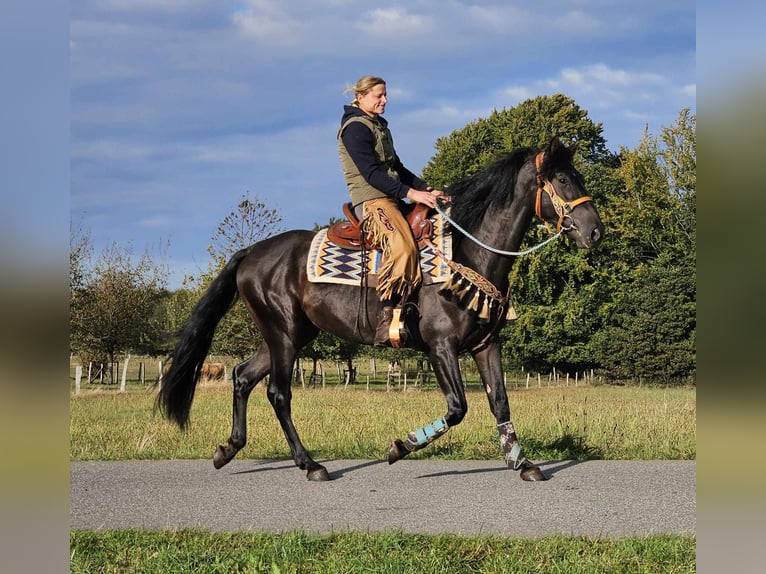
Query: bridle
534 152 594 233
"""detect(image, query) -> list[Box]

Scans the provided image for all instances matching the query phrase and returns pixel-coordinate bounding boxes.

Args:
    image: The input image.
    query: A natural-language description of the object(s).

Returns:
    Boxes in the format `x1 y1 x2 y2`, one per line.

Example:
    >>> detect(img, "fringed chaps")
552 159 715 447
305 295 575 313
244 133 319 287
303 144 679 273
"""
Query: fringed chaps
362 197 422 302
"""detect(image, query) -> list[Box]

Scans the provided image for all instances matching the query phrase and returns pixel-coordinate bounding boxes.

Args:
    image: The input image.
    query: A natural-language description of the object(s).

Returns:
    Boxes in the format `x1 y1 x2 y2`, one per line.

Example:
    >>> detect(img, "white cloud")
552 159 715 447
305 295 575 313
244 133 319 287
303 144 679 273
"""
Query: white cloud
356 8 433 36
138 217 171 228
232 3 306 46
502 86 536 104
91 0 210 13
71 140 156 162
681 84 696 97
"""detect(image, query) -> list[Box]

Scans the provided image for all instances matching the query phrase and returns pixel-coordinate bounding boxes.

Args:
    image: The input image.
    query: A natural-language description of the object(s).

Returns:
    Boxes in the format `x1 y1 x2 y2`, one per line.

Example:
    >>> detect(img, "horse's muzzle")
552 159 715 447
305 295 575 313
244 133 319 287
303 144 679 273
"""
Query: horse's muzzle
566 219 604 249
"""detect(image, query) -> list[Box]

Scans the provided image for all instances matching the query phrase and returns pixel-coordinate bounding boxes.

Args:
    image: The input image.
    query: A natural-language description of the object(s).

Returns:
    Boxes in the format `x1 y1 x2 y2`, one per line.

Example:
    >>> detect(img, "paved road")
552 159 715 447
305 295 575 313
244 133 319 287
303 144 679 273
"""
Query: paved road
71 459 695 538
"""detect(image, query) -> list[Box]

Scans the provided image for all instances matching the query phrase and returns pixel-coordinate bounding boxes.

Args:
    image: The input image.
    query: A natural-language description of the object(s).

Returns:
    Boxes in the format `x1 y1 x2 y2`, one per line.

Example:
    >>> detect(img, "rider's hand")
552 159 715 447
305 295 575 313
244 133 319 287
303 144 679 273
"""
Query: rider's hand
407 187 451 208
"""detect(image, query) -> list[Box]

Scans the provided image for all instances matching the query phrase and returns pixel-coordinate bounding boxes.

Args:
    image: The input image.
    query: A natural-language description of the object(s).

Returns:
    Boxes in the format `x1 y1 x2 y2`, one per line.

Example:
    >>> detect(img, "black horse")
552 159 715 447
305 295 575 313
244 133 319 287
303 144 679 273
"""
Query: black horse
158 136 604 481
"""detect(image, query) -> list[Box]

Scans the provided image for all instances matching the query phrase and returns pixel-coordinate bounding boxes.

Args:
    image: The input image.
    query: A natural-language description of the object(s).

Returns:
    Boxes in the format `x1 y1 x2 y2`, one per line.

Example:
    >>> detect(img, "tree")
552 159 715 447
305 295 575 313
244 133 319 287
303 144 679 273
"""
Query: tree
70 218 92 293
423 94 616 374
180 192 284 359
70 239 169 379
422 94 614 188
592 109 696 383
421 98 695 383
207 193 284 267
592 252 695 383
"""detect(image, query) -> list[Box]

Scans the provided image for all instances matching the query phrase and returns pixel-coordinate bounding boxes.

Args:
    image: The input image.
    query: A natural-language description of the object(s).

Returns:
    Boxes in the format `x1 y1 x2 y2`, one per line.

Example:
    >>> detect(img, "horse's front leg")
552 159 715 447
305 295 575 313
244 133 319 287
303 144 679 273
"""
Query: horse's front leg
213 345 270 469
388 345 467 463
472 342 547 481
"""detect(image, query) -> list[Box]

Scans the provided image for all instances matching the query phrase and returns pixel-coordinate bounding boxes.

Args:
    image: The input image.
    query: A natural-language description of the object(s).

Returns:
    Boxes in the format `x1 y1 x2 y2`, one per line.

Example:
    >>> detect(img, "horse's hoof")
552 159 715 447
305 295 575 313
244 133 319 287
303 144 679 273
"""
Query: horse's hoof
388 439 409 464
213 444 235 469
306 466 331 481
519 464 547 481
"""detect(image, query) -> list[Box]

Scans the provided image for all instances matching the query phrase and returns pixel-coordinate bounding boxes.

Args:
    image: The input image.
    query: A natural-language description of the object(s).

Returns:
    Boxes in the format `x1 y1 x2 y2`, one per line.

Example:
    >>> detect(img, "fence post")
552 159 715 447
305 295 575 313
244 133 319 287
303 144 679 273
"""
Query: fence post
157 360 163 390
120 354 130 392
75 365 82 395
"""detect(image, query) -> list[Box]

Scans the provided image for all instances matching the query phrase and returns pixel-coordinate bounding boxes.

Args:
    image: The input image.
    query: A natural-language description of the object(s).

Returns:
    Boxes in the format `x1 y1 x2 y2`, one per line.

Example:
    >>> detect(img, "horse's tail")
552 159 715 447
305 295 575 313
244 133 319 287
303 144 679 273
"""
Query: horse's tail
157 246 251 429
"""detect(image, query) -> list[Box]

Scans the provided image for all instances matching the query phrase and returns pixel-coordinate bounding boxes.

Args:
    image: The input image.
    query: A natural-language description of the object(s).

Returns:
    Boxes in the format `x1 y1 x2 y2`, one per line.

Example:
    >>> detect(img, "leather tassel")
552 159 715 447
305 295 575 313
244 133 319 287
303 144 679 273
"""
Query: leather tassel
478 298 491 322
439 273 458 295
467 290 482 313
455 280 473 301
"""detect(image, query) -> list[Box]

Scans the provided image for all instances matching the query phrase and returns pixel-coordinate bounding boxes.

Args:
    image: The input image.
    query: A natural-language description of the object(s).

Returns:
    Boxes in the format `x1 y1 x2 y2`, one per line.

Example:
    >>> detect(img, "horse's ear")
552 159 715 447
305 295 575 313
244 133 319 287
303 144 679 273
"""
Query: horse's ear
569 140 579 158
547 135 561 152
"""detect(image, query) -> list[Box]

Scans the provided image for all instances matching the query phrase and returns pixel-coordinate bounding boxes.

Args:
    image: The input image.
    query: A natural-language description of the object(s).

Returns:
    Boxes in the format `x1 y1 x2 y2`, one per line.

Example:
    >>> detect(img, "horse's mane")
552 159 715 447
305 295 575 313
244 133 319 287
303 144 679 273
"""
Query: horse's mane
446 140 576 238
447 147 535 235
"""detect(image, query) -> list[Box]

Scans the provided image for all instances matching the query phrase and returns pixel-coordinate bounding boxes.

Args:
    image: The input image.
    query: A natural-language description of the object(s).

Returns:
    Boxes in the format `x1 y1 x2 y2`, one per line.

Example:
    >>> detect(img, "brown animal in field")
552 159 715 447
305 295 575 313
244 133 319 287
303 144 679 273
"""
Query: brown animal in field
199 362 225 381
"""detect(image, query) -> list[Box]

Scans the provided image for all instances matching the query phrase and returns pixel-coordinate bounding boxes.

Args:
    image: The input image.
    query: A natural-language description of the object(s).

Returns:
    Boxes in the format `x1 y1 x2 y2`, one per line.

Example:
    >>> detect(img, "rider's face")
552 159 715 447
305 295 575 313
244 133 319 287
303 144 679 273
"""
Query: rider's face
357 83 387 117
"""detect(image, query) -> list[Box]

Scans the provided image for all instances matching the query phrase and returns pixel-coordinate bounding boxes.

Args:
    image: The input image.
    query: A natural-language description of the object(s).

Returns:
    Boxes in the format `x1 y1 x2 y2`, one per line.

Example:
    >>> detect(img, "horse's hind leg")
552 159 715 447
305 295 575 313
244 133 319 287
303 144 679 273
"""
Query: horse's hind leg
213 345 270 469
265 335 330 481
472 343 546 481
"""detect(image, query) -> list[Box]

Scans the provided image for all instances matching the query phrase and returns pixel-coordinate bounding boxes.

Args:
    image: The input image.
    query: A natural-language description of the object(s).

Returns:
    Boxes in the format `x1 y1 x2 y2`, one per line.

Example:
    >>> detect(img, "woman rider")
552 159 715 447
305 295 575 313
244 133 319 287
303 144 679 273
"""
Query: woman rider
337 75 447 346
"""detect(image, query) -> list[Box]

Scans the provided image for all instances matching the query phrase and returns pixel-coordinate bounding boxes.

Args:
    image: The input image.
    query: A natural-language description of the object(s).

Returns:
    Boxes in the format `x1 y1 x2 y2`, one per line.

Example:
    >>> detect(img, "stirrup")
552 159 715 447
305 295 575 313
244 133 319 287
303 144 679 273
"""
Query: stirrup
388 308 405 348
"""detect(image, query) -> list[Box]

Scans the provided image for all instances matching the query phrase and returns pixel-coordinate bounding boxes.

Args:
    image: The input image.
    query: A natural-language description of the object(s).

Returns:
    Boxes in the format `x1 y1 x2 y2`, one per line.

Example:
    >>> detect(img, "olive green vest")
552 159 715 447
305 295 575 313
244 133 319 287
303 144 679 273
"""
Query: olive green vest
337 115 400 206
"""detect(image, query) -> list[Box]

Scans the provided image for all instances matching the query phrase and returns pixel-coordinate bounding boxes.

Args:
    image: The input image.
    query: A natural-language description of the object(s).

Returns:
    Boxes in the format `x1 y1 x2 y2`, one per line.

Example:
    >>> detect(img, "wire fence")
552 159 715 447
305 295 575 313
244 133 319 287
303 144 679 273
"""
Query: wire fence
69 354 598 395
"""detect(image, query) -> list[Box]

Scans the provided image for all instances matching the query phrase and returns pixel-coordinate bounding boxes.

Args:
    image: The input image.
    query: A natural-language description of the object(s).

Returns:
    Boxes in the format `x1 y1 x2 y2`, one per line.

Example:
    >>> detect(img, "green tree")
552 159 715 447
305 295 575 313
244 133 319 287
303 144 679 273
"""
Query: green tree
422 94 614 188
592 109 696 383
70 240 169 378
592 252 695 383
423 94 615 374
180 192 284 359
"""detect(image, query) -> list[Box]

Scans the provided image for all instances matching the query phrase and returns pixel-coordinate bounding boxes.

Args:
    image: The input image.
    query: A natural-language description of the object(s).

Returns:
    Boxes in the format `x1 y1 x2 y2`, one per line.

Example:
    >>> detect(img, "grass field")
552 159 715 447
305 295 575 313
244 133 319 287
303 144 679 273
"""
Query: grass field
70 384 695 462
69 530 696 574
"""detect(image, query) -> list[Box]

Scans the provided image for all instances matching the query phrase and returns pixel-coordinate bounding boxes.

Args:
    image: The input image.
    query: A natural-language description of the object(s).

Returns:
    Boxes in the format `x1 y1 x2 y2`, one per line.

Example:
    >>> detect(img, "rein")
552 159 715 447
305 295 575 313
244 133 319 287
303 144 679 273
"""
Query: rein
434 204 563 256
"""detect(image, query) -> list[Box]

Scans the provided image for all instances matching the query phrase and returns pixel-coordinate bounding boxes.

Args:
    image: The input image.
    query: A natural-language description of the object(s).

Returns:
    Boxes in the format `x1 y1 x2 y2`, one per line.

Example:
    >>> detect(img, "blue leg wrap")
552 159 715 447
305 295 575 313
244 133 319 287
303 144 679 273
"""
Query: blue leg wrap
405 417 449 451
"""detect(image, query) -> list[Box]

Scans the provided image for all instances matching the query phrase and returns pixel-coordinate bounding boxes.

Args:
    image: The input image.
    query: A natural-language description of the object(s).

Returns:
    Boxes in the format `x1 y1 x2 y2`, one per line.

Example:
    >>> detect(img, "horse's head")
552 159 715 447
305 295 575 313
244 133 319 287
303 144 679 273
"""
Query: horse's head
534 137 604 248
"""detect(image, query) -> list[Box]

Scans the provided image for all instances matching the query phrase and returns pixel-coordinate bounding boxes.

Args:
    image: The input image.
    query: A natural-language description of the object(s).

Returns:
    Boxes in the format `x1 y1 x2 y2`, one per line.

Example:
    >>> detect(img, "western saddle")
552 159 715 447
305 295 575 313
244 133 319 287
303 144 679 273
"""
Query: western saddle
327 202 434 251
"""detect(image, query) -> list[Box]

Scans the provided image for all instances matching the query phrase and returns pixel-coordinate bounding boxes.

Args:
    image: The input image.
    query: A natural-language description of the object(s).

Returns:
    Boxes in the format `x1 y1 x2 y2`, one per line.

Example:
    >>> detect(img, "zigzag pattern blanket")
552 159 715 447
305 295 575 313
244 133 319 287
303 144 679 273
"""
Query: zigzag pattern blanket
307 212 452 286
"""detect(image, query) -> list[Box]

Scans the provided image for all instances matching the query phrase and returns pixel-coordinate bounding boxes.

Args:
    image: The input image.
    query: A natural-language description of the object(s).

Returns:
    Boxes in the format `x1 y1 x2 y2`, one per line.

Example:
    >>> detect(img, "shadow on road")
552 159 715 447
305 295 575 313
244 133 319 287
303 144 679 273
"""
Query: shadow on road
224 458 587 481
414 464 507 479
326 459 387 480
229 459 297 475
538 459 587 478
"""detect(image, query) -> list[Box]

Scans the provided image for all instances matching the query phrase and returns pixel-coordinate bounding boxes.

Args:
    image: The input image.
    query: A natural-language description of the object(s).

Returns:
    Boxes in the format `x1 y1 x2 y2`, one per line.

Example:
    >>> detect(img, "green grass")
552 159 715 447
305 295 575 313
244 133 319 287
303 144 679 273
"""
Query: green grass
70 385 695 462
70 530 696 574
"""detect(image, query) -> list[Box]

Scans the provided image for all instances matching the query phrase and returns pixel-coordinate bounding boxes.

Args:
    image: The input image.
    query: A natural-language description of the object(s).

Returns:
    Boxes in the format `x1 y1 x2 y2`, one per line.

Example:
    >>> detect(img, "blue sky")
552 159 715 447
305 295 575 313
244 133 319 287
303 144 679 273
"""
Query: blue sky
68 1 696 288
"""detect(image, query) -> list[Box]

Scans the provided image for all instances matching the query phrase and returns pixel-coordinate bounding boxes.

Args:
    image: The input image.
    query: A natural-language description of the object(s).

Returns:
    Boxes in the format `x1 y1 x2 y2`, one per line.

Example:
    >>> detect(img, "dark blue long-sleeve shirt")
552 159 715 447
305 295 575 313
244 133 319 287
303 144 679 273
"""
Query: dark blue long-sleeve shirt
339 105 427 199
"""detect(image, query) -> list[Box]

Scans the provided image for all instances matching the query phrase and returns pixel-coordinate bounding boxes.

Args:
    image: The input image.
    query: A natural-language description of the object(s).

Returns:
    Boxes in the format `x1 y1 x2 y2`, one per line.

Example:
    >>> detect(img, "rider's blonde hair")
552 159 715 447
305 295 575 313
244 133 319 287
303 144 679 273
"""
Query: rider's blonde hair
345 75 386 106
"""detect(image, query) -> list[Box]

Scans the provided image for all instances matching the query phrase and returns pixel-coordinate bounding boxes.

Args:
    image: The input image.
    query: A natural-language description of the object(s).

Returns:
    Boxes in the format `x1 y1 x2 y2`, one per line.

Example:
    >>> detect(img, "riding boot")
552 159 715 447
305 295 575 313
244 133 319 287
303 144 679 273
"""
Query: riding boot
374 307 395 347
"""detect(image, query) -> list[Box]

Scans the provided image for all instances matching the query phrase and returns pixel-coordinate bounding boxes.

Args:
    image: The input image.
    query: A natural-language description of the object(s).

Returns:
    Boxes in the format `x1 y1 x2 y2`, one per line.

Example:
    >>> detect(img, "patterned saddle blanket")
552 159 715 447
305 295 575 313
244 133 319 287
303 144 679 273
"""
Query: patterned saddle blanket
307 210 453 287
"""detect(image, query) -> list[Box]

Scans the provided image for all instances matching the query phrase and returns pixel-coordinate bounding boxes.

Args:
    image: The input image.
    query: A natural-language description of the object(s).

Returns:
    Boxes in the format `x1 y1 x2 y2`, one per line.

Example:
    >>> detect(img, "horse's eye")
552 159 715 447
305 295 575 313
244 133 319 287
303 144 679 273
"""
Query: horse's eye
558 177 568 185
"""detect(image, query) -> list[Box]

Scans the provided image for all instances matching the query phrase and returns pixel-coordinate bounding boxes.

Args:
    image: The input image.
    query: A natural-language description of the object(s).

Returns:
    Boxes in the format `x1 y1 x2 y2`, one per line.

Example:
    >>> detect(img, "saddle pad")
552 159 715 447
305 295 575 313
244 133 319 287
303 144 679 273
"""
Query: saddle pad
307 212 452 286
